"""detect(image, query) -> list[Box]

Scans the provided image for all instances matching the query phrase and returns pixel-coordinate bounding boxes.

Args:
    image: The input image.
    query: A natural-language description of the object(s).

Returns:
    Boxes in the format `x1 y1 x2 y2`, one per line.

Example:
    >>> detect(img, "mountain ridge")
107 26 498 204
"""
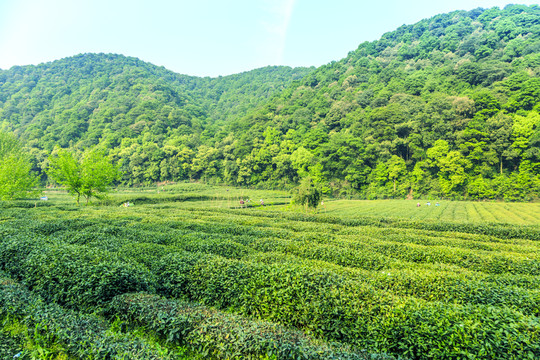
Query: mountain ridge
1 4 539 200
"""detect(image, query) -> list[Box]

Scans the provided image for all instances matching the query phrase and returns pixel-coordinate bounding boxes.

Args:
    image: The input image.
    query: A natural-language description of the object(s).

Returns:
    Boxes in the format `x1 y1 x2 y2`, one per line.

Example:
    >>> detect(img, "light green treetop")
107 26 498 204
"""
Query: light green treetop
47 147 121 204
0 131 39 200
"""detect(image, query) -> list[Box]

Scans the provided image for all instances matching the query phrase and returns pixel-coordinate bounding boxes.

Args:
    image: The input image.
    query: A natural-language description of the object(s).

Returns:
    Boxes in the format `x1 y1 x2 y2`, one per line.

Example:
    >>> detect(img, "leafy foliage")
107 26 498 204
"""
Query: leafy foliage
0 272 176 359
109 293 385 360
1 194 540 359
292 177 323 210
0 131 38 200
47 147 121 204
1 7 540 199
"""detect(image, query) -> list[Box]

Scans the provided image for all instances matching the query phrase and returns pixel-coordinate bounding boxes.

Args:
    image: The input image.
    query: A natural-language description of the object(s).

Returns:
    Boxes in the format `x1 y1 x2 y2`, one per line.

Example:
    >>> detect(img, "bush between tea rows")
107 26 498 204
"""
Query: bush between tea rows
153 251 540 359
109 293 394 360
0 273 172 360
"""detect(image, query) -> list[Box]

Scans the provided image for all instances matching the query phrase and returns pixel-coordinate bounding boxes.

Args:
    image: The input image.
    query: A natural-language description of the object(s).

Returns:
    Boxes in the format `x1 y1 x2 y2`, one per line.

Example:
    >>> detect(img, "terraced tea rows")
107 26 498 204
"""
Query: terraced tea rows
1 196 539 359
323 199 540 225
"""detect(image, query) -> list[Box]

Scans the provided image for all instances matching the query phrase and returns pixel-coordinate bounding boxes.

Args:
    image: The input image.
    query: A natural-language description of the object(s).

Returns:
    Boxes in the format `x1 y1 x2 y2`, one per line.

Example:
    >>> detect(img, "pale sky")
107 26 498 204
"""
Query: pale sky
0 1 538 77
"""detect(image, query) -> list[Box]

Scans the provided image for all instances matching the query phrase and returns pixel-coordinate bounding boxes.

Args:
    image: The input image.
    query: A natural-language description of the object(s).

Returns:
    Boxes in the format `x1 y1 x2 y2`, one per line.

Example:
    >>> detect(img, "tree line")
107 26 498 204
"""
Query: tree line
0 5 539 200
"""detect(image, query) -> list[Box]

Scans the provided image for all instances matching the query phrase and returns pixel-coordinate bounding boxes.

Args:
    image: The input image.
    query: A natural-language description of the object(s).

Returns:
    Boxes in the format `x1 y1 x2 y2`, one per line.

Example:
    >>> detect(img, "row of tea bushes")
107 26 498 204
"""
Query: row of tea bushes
109 293 393 360
0 332 24 360
152 250 540 359
5 214 540 317
38 210 539 280
0 230 391 359
98 193 214 206
0 234 154 311
2 207 540 359
226 209 540 240
0 273 173 360
243 251 540 317
19 214 540 319
19 209 540 278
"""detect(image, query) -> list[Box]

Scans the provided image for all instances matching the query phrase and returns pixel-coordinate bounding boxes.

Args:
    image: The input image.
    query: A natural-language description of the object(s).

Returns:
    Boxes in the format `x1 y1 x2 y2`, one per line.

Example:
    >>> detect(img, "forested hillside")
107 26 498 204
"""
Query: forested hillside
1 5 540 200
0 54 312 179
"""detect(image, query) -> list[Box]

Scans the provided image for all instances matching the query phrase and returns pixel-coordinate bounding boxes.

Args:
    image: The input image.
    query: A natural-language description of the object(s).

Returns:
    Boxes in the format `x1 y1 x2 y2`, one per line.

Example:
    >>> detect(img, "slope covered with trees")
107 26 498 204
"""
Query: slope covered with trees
0 54 312 182
224 4 540 200
1 5 540 200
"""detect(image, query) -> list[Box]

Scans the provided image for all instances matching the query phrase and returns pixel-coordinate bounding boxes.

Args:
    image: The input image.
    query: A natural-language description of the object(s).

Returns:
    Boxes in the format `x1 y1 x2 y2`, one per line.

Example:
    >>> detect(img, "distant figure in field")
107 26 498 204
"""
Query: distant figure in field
427 201 431 206
239 199 244 206
260 199 264 206
435 202 440 206
416 202 421 207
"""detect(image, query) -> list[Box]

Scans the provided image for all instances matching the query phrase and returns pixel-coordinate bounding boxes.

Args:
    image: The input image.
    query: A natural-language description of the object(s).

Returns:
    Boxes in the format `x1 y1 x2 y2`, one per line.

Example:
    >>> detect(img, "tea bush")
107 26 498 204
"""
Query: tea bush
0 273 172 360
109 293 394 360
1 199 540 359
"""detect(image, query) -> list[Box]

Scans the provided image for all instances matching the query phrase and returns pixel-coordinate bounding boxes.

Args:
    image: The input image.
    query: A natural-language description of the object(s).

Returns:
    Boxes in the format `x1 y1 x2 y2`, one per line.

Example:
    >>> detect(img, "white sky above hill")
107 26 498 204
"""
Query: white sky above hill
0 0 538 76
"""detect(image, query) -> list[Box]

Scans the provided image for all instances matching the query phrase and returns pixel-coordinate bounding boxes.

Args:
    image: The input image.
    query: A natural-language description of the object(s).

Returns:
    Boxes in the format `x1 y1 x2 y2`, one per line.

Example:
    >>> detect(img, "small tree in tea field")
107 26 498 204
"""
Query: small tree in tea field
293 177 323 211
47 147 121 204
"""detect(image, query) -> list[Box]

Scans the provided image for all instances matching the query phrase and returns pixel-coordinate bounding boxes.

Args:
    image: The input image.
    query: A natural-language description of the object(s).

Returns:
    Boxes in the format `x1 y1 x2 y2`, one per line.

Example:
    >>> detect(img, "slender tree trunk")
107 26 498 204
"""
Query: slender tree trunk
500 154 503 174
393 179 396 192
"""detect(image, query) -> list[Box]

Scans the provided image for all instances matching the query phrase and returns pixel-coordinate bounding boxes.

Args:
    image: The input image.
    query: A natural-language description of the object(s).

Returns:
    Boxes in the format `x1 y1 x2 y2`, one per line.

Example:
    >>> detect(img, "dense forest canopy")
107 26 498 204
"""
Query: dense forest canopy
1 5 540 200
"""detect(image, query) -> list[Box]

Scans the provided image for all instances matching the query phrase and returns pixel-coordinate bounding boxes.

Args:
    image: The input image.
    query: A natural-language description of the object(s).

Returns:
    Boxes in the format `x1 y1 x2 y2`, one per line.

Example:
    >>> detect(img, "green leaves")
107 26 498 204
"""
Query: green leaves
0 131 39 200
292 177 323 210
47 147 121 204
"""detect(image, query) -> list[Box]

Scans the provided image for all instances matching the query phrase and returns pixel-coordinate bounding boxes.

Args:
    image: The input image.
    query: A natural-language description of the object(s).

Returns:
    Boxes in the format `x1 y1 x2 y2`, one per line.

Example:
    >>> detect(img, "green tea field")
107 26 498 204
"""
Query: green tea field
321 199 540 225
1 185 539 359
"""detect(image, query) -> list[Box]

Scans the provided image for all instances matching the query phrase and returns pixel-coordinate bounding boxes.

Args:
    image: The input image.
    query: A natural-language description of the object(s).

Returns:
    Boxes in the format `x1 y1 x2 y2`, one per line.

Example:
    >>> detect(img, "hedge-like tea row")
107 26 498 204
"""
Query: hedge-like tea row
2 206 540 359
226 208 540 240
98 193 214 206
109 293 393 360
152 250 540 359
0 332 24 360
0 200 55 209
0 274 172 360
0 232 395 359
0 235 154 310
244 251 540 317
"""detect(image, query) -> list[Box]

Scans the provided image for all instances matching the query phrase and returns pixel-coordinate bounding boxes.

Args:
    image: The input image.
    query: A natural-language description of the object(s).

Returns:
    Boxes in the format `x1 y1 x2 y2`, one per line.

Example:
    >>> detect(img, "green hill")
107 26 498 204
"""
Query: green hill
1 5 540 200
227 5 540 200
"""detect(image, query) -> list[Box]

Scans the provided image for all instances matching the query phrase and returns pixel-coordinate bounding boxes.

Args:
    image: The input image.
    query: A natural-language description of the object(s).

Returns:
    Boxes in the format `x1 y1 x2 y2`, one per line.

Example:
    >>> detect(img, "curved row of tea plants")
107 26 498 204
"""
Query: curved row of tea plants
13 214 540 317
0 225 390 359
2 201 540 359
109 293 388 360
0 272 176 360
226 208 540 240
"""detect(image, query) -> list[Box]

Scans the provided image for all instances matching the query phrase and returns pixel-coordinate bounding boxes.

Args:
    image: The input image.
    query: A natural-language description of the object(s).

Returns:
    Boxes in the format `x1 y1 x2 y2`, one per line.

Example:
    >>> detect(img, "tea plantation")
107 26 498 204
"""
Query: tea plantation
1 185 539 359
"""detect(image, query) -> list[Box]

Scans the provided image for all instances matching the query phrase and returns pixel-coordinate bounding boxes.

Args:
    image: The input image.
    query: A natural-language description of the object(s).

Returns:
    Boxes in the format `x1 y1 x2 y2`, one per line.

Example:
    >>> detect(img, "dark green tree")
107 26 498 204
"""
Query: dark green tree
293 177 323 211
